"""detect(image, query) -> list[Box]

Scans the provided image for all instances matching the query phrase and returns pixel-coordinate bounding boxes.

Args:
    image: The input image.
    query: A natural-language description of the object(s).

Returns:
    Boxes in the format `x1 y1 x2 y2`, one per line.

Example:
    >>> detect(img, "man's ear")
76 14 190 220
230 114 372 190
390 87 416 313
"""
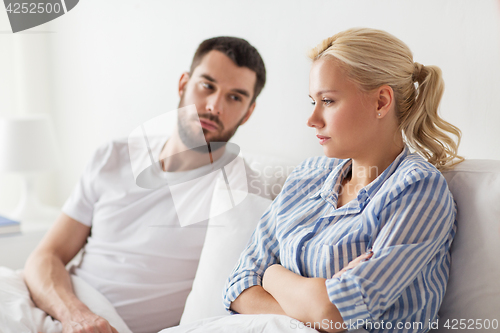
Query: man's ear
239 102 256 126
178 72 190 98
376 85 394 118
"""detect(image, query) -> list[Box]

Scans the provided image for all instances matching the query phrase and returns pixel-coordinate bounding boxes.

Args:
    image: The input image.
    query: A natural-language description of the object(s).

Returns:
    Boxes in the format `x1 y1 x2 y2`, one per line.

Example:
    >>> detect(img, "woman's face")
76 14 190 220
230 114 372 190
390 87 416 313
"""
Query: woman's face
307 58 379 159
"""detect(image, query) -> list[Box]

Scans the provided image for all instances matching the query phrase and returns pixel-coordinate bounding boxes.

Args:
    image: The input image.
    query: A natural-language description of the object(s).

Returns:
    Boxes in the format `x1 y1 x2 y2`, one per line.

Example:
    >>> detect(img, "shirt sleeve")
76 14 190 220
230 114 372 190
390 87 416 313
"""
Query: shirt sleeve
325 168 457 323
223 157 334 313
61 142 112 226
222 185 283 313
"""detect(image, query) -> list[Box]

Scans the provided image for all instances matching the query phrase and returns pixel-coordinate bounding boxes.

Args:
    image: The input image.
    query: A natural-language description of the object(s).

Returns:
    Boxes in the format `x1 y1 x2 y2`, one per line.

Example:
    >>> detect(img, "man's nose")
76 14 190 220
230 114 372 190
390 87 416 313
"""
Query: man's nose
206 91 224 115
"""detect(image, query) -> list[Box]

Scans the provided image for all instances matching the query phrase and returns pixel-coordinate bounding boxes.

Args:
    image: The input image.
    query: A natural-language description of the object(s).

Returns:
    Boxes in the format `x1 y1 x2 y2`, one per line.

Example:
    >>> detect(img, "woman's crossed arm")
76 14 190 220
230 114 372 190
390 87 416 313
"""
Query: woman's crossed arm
230 251 373 333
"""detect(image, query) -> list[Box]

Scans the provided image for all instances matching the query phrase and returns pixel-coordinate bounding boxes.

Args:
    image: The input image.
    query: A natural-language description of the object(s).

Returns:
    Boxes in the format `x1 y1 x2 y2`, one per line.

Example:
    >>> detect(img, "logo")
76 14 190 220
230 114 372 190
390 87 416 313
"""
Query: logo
128 105 249 228
4 0 79 33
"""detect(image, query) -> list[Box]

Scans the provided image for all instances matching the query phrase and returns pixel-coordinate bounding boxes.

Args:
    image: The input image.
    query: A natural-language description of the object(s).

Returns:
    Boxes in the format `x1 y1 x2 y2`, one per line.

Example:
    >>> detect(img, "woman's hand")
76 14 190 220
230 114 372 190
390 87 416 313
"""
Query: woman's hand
332 250 373 279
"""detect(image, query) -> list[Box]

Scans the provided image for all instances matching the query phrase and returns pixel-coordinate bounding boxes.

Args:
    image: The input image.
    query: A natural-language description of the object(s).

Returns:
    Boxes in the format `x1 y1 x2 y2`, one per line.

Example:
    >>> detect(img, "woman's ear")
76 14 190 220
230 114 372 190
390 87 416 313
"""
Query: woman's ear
376 85 394 118
178 72 190 97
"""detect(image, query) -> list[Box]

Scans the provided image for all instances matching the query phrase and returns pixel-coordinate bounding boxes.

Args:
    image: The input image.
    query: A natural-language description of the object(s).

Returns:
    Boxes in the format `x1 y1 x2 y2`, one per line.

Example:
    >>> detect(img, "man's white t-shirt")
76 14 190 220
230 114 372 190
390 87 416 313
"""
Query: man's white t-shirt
62 138 266 333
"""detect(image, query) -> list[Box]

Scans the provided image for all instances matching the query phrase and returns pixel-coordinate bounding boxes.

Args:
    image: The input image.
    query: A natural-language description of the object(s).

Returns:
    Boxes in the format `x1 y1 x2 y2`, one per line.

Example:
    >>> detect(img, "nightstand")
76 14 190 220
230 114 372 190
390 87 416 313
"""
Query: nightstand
0 213 58 270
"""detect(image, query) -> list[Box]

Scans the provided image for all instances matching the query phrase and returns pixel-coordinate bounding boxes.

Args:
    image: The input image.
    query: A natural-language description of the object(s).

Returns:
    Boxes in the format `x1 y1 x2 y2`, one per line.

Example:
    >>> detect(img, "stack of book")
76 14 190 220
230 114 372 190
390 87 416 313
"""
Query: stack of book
0 214 21 236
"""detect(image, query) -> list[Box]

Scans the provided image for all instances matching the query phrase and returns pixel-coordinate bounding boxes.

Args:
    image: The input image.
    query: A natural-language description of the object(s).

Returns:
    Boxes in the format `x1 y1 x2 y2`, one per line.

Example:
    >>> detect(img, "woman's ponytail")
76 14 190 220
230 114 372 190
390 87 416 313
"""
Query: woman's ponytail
399 63 464 171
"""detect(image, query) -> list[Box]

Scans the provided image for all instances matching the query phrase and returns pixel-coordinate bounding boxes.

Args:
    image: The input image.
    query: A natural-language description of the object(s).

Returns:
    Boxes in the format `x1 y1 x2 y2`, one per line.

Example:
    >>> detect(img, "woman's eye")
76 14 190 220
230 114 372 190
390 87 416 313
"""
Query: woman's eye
310 99 316 105
322 99 333 105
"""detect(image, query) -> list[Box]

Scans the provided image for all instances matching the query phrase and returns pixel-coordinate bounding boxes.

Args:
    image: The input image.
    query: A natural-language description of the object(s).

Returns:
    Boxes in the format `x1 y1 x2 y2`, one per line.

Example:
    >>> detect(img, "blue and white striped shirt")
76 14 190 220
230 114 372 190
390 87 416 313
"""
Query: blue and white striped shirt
224 145 457 333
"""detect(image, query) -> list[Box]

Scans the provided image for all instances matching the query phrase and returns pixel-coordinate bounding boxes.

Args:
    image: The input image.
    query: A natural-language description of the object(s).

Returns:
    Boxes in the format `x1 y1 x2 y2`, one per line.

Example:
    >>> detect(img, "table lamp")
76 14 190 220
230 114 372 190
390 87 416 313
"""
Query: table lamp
0 115 61 223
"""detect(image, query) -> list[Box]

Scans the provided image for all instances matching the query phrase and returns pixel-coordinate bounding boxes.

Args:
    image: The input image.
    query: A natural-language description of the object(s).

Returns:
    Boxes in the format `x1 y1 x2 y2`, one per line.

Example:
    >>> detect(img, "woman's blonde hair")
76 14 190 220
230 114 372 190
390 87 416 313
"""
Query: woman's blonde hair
309 28 463 171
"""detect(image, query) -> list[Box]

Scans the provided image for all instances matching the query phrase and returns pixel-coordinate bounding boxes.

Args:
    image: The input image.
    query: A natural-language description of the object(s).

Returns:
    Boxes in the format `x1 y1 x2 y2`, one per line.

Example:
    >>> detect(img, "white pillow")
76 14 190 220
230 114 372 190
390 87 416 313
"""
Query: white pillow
433 160 500 331
243 153 299 200
180 180 272 324
71 274 133 333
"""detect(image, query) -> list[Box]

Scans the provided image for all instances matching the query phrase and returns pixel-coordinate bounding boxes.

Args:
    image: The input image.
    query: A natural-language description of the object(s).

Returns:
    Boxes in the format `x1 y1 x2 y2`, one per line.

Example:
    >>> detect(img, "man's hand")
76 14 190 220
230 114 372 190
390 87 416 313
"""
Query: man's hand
24 214 109 333
61 311 118 333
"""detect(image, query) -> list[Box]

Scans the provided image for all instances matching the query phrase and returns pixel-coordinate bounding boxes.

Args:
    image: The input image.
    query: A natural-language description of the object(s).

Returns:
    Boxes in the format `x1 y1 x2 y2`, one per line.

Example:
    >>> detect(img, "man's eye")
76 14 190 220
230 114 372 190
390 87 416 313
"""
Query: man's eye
230 95 242 102
202 82 213 90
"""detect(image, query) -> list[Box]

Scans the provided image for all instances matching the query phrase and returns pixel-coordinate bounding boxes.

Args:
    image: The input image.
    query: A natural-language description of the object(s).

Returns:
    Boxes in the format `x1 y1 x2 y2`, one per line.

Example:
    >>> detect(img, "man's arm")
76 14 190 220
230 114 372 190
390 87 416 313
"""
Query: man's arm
24 213 117 333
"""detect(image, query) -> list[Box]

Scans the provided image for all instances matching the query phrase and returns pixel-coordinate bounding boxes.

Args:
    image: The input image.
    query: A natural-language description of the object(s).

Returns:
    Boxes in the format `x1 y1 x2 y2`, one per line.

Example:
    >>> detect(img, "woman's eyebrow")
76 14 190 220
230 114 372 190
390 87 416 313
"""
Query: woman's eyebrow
309 90 339 99
316 90 339 95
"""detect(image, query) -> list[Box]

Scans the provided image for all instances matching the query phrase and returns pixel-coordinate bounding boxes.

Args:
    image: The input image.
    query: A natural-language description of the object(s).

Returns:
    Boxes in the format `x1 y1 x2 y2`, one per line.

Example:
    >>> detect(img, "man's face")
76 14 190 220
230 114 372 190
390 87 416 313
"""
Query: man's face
177 50 257 148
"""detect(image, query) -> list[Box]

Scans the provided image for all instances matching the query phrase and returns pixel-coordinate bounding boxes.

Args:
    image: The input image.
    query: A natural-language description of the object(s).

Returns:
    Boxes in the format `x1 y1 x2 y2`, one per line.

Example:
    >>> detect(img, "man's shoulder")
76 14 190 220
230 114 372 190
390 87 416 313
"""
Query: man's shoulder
87 138 137 173
92 138 129 158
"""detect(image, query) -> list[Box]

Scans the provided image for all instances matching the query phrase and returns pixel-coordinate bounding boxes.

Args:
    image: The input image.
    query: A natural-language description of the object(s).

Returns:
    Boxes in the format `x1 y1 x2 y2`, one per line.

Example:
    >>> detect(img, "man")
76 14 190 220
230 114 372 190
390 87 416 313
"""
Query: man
24 36 266 333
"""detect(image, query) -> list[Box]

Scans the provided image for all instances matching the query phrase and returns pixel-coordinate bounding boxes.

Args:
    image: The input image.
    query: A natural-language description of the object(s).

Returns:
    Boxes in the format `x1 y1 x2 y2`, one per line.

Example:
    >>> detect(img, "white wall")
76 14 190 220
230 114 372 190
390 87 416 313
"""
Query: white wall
1 0 500 211
0 10 58 212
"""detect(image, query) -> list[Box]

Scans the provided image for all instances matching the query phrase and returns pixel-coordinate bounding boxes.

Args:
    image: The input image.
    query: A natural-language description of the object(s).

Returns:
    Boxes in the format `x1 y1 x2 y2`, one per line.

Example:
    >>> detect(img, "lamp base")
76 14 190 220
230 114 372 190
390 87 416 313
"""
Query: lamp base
9 175 60 230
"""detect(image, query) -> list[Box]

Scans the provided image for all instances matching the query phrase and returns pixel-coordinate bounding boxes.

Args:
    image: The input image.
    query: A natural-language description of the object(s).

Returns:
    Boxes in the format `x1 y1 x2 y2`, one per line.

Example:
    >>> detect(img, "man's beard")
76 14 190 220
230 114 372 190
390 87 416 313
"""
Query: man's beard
177 96 244 153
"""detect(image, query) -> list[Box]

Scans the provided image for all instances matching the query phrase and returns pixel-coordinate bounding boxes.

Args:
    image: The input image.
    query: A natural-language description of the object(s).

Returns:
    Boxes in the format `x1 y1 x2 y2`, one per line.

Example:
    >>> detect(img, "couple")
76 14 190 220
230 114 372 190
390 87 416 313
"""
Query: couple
25 27 462 333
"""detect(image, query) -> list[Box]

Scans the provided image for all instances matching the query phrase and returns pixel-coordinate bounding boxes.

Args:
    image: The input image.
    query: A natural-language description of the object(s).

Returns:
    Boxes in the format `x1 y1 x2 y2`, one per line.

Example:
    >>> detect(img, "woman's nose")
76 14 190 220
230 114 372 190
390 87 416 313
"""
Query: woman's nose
307 107 324 128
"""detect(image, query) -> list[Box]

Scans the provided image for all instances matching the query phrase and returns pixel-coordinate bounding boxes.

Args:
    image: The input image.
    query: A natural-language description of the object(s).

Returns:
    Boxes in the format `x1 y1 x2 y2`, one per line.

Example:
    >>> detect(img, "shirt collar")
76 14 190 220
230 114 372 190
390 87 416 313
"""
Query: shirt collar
309 145 410 202
308 158 351 200
363 144 410 199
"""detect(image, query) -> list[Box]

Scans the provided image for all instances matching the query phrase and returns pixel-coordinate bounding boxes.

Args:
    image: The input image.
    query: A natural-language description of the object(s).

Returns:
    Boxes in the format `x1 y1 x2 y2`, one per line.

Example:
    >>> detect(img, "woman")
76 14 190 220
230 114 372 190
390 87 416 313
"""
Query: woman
224 28 463 333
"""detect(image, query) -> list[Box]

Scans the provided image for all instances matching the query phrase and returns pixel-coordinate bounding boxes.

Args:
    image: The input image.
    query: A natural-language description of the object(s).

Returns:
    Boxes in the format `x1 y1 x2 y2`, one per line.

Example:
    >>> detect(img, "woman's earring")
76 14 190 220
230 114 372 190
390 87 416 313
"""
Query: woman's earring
377 113 381 117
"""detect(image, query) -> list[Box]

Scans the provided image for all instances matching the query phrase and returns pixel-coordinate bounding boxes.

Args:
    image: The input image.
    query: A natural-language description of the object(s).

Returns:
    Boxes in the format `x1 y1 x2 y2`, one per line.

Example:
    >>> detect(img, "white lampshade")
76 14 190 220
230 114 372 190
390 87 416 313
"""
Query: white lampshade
0 115 61 224
0 115 60 173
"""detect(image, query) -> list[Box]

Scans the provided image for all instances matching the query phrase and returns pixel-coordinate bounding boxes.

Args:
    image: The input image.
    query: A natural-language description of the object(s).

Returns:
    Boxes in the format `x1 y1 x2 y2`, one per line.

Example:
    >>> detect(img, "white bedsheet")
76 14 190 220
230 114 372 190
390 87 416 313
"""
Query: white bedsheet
161 314 369 333
0 266 132 333
161 314 318 333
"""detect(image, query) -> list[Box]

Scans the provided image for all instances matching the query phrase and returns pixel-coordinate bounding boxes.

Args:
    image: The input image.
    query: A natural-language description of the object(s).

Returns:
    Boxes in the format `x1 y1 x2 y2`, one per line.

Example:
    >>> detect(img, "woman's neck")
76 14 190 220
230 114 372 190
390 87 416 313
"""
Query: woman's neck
348 140 405 190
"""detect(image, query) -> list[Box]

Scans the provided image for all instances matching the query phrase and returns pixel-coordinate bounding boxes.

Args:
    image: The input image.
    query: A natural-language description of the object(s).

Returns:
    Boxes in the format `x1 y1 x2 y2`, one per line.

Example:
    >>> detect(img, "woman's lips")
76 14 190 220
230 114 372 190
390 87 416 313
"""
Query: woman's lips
199 119 219 131
316 135 331 145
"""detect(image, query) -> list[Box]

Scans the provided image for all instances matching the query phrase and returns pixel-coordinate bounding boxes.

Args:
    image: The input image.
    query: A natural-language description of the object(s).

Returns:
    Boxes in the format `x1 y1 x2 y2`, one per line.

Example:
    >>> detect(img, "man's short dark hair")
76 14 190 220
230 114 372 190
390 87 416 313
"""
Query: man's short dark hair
190 36 266 104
